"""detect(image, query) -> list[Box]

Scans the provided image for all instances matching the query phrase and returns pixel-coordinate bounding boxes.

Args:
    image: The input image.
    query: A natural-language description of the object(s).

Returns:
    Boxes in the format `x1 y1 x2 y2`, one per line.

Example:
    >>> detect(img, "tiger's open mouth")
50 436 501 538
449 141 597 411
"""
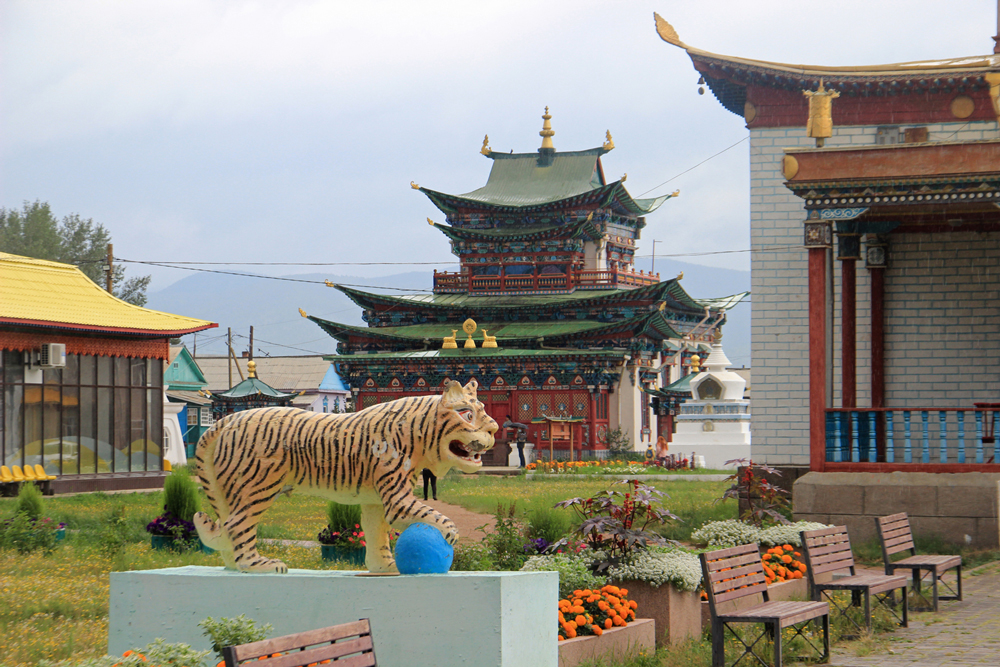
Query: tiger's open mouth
449 440 482 463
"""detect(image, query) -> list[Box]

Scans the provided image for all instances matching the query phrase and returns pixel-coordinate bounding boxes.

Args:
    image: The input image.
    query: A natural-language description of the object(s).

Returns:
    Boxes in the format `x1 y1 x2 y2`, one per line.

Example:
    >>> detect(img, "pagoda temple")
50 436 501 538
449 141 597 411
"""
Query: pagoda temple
309 110 747 460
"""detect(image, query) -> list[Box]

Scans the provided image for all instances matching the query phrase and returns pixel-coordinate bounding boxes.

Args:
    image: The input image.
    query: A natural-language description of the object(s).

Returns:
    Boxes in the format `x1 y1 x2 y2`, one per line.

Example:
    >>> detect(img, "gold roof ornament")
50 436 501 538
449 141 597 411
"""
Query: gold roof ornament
671 189 680 197
620 173 628 183
427 217 435 226
603 130 615 151
463 318 478 349
410 181 420 189
442 330 458 349
676 271 684 281
690 355 701 373
803 79 840 147
539 106 555 150
481 329 498 348
480 135 491 156
714 328 723 343
298 308 307 318
324 280 335 288
247 360 257 379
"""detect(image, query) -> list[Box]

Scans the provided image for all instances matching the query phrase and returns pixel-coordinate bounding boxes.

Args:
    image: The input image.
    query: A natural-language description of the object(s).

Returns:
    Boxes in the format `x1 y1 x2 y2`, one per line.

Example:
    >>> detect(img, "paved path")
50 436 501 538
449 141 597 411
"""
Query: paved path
831 562 1000 666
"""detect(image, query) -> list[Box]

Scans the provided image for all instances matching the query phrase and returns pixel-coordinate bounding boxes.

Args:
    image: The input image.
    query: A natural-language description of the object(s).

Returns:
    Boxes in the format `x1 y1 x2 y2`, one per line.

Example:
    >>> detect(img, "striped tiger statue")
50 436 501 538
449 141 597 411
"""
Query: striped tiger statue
193 379 497 573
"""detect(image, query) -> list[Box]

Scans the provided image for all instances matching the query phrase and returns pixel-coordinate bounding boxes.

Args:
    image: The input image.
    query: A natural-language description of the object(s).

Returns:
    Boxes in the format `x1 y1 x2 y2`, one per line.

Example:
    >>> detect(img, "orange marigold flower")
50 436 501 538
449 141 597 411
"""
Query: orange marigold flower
557 636 565 642
605 618 613 629
575 615 587 626
566 628 577 639
598 601 609 611
629 600 638 610
592 625 603 636
762 553 771 560
619 588 628 596
781 555 793 564
783 545 794 552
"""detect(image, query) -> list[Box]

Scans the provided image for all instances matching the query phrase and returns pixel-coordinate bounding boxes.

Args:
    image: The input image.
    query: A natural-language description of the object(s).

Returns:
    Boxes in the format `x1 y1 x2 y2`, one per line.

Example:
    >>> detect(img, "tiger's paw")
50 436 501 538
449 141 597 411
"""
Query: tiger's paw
242 558 289 574
441 520 459 545
193 512 226 551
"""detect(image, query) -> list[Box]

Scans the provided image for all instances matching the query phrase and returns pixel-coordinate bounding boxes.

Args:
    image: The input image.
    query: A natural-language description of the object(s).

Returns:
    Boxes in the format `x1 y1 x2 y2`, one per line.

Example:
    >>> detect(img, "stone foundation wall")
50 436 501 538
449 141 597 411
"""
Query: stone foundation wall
793 471 1000 549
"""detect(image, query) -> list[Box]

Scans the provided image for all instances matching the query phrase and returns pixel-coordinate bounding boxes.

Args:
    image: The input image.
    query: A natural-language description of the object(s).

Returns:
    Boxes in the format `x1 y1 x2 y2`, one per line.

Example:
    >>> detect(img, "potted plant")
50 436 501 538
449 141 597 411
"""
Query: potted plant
318 502 366 566
146 467 210 552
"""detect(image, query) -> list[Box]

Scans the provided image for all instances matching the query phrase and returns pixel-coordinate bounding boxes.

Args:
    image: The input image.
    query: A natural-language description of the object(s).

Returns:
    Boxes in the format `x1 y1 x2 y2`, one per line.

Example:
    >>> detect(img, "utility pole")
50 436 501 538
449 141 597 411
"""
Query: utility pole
193 332 197 357
104 243 114 294
651 239 658 277
227 327 233 388
249 326 254 362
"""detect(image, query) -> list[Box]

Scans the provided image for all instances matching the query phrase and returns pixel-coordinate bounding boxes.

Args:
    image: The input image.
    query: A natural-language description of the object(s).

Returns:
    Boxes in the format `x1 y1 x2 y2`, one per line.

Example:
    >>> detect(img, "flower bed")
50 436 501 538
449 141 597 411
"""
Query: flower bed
526 460 713 475
557 585 637 640
557 619 654 667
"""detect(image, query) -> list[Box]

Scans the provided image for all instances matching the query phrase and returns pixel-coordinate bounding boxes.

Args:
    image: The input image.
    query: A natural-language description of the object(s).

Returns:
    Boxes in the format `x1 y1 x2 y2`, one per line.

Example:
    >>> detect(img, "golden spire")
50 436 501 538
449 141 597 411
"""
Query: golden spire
427 217 435 226
298 308 307 318
690 355 701 373
539 106 555 150
481 135 491 156
410 181 420 189
463 318 478 349
803 79 840 147
603 130 615 151
247 360 257 379
324 279 335 287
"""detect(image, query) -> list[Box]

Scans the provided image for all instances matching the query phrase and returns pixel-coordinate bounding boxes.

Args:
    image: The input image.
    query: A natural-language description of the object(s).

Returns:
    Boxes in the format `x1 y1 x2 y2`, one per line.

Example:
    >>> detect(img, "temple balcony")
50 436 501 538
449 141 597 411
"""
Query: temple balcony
432 267 661 294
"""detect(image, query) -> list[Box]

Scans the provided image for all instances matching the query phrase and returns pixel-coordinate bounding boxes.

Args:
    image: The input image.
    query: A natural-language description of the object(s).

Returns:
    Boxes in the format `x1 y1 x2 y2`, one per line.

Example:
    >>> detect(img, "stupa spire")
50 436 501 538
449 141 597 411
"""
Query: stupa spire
539 106 555 151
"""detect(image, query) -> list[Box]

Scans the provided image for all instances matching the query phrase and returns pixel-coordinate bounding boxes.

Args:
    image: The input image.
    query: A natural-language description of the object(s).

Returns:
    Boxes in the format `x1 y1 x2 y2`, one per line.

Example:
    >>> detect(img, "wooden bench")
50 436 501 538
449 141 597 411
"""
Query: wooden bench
875 513 962 612
222 619 376 667
800 525 908 634
701 543 830 667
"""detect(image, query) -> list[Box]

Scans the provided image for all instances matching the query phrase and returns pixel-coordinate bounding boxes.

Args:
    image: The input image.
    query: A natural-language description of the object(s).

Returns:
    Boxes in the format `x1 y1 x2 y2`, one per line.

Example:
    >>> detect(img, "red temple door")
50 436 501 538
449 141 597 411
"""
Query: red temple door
486 393 511 466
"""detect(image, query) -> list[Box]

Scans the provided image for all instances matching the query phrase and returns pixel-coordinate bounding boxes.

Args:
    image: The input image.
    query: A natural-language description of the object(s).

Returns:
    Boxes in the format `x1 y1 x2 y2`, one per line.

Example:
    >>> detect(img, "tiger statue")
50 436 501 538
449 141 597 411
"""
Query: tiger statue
193 379 497 574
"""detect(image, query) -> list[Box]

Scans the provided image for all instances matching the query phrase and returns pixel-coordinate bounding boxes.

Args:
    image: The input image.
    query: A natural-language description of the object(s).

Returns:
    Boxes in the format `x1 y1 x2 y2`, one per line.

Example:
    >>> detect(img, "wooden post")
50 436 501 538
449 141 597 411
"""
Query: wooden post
249 326 254 361
841 258 856 409
809 247 828 472
569 422 574 463
227 328 233 389
105 243 114 294
870 263 886 460
549 419 554 462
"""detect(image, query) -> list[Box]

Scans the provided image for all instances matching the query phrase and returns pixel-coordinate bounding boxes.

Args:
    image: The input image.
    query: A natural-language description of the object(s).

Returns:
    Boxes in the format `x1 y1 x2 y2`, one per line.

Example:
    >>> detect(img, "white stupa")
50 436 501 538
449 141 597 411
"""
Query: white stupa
671 329 751 469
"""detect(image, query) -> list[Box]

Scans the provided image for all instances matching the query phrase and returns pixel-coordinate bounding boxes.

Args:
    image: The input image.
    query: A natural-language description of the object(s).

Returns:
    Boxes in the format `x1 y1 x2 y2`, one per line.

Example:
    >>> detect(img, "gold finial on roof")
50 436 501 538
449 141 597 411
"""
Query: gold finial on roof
671 189 680 197
690 355 701 373
803 79 840 147
298 308 307 318
410 181 420 189
247 360 257 378
620 173 628 183
427 217 435 226
324 280 335 287
714 328 723 343
653 13 686 47
676 271 684 280
539 106 555 150
603 130 615 151
480 135 491 156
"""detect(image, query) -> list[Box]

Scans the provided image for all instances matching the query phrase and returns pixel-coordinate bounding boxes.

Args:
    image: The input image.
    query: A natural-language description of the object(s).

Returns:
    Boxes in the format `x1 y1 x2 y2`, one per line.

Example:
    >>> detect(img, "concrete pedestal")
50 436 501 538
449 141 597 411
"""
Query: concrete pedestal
618 581 701 647
109 567 557 667
507 443 534 467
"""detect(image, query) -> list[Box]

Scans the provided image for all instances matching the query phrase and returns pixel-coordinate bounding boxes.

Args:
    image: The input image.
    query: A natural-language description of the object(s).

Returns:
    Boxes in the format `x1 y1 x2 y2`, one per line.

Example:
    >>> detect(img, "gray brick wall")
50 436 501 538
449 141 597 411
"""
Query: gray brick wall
748 121 999 464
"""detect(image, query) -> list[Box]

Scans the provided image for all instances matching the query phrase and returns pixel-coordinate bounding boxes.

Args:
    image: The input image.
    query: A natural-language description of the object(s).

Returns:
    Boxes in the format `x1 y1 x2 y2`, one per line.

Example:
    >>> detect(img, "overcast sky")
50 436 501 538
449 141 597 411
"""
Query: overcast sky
1 1 995 292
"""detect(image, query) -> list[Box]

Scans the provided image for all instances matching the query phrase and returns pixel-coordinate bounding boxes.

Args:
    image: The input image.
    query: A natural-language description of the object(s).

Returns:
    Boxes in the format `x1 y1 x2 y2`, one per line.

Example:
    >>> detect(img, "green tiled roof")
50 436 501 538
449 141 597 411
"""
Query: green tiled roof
326 348 626 362
334 281 742 315
417 149 675 215
213 377 298 401
429 216 603 242
311 309 683 346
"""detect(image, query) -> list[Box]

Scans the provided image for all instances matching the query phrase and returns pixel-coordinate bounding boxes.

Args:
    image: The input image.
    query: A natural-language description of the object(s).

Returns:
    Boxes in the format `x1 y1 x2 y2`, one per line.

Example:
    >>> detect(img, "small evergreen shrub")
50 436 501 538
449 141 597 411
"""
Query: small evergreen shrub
521 553 605 598
326 502 362 533
16 481 45 520
527 507 570 544
199 615 273 660
163 467 200 522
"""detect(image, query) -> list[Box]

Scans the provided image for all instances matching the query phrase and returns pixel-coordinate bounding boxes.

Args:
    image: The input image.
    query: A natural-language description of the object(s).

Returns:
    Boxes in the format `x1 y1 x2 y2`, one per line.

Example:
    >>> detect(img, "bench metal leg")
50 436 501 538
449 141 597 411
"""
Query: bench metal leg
822 614 830 663
711 617 724 667
864 589 871 632
772 621 782 667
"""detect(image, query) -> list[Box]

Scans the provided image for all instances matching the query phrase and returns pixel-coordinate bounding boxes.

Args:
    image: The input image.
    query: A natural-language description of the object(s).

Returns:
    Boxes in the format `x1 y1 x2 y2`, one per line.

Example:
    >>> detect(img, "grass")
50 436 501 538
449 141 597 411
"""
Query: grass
853 534 1000 570
437 474 733 542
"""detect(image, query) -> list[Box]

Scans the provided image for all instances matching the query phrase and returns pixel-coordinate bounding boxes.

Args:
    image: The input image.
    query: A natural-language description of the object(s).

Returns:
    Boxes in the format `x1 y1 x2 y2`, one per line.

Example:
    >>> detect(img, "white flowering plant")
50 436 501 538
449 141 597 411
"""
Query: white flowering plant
757 521 832 548
691 520 760 547
521 552 606 598
605 547 703 592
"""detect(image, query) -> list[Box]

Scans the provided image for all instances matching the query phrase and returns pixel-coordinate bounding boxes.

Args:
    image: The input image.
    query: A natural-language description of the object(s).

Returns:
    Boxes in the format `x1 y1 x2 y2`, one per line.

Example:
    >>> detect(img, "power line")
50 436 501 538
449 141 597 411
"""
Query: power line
638 137 748 197
121 260 458 266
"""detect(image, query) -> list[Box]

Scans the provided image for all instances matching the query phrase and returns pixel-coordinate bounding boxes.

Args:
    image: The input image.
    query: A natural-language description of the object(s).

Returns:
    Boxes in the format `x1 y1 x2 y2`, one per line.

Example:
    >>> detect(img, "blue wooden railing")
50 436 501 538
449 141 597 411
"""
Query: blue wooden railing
825 408 1000 464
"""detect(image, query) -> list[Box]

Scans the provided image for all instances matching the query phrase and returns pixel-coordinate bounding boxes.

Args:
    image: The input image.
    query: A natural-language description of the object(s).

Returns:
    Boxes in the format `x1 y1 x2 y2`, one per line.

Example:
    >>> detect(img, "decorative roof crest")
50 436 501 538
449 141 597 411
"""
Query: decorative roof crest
539 106 555 150
603 130 615 151
481 134 491 156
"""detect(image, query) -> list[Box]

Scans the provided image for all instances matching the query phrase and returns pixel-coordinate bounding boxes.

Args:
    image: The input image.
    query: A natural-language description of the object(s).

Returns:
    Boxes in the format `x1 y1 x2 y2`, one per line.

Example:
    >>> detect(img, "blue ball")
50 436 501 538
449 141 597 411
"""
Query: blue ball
394 523 454 575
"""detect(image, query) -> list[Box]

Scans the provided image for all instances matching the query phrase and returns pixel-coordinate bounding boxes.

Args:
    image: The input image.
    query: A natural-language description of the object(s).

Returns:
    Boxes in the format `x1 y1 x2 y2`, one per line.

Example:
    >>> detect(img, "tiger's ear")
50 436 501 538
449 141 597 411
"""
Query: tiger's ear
441 380 465 406
463 379 479 397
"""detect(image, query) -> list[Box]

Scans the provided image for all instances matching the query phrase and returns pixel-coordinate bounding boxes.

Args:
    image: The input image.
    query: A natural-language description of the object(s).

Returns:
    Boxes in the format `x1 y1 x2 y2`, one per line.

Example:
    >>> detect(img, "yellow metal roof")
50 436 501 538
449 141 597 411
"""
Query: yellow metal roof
0 253 216 336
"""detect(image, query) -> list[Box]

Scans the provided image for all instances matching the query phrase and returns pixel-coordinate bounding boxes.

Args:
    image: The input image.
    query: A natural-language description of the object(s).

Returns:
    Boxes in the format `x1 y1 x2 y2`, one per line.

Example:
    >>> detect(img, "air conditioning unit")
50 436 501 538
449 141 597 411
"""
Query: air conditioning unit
39 343 67 368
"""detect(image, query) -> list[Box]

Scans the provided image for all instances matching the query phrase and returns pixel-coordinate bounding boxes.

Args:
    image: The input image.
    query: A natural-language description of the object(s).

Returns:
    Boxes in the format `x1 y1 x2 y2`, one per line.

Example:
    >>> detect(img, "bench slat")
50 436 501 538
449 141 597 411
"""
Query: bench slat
709 562 764 585
712 572 767 596
804 542 852 558
706 552 760 572
226 620 373 667
714 581 768 604
249 637 374 667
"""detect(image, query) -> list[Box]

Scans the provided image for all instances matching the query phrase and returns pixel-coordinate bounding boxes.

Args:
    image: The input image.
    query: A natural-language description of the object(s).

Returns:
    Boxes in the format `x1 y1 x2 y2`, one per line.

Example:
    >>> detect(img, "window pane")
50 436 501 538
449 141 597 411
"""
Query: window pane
187 407 198 426
97 357 112 386
80 387 97 474
147 359 158 386
3 383 23 467
148 389 162 470
4 351 23 384
42 385 61 466
61 386 80 474
97 387 112 472
24 384 43 469
80 355 95 385
149 359 163 389
43 367 62 385
63 354 79 385
131 388 145 470
114 358 129 388
131 358 146 387
200 407 212 427
114 388 129 471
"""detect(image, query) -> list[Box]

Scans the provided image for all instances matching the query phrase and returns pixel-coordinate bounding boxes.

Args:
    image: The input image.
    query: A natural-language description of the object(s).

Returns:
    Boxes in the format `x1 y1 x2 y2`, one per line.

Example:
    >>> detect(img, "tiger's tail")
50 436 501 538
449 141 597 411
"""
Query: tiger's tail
192 422 231 555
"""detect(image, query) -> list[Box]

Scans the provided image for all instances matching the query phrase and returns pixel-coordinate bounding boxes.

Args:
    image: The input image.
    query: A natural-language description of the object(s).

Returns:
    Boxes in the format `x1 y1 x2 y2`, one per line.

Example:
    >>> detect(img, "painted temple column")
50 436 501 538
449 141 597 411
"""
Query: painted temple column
837 231 861 409
805 219 832 471
866 235 888 459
